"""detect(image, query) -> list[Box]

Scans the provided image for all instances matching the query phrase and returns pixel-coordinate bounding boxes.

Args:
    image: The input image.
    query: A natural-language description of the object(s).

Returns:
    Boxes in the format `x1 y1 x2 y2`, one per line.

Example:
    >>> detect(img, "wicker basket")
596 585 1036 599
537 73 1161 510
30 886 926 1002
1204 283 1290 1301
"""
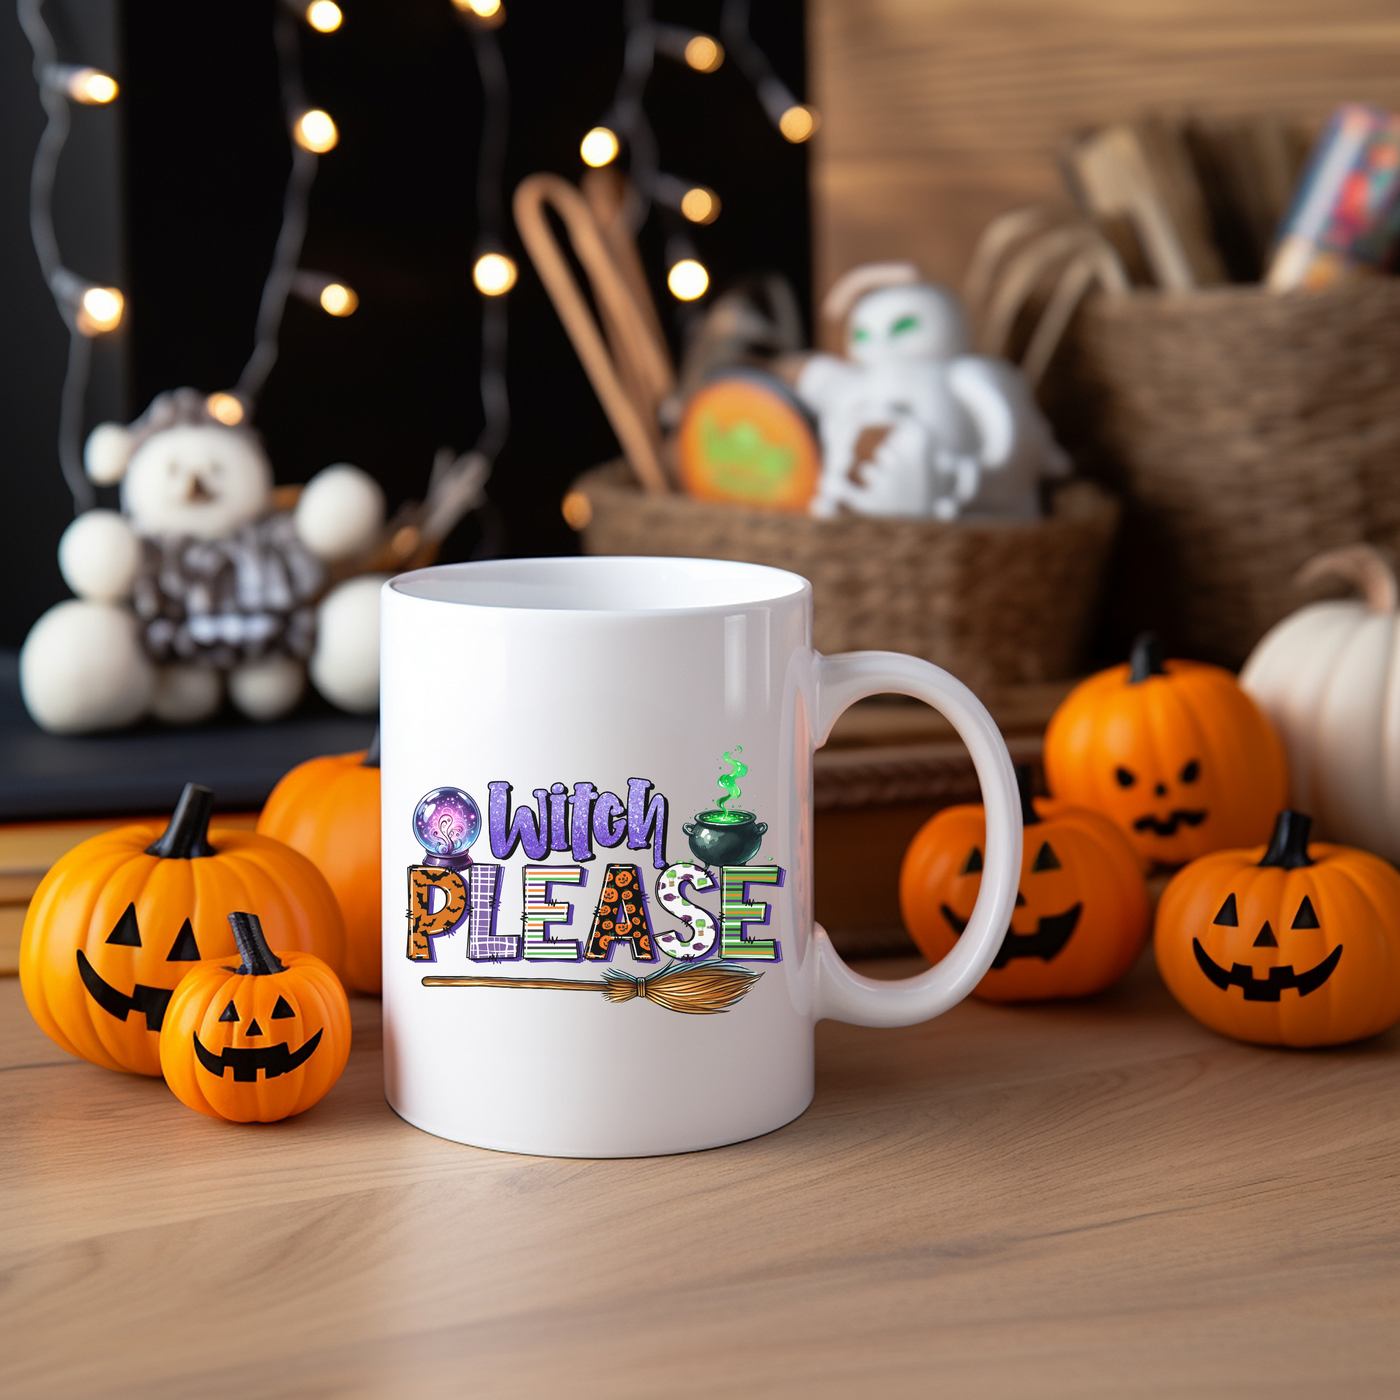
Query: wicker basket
571 462 1119 690
1046 278 1400 666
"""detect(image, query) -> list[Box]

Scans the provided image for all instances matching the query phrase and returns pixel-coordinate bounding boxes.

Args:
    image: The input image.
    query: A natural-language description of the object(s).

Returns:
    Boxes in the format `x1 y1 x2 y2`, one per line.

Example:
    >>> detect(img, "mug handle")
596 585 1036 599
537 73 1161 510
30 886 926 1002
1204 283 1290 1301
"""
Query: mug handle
810 651 1021 1028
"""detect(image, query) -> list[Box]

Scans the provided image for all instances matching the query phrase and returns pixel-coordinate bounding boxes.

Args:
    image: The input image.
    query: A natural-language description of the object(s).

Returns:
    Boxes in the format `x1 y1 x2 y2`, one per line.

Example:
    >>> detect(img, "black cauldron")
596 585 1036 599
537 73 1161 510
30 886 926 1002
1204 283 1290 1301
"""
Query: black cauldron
683 809 768 867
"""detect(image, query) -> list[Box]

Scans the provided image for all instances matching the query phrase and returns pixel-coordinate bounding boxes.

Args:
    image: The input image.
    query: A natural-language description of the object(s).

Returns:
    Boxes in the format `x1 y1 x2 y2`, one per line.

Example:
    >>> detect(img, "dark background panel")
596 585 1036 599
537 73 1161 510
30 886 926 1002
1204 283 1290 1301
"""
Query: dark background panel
1 0 810 647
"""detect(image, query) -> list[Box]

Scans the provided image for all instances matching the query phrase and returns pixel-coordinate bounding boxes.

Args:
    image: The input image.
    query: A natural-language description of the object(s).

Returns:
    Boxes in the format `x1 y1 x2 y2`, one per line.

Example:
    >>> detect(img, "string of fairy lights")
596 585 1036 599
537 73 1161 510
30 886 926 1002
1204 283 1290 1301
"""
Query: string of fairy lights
577 0 818 303
18 0 126 513
19 0 360 507
23 0 813 520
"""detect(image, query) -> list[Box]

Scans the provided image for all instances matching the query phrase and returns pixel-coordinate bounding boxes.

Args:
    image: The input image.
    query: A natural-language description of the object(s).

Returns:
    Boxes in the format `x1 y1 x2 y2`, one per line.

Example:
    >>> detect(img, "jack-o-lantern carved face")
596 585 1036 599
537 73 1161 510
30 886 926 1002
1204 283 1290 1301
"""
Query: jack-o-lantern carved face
1156 811 1400 1046
1043 634 1288 868
74 901 203 1037
937 839 1083 970
901 768 1151 1001
161 912 351 1122
20 783 347 1076
192 989 324 1083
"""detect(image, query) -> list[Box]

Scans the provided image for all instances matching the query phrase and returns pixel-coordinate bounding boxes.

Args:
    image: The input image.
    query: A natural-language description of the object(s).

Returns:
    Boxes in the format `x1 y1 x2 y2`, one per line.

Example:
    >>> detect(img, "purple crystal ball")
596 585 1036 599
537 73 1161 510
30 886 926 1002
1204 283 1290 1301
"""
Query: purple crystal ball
412 787 481 858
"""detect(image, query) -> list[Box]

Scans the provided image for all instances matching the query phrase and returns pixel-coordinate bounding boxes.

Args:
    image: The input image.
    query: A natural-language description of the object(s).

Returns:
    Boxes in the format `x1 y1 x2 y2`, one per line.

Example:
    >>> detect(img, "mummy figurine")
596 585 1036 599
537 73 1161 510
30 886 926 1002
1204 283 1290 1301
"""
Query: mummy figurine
20 388 387 733
796 263 1069 521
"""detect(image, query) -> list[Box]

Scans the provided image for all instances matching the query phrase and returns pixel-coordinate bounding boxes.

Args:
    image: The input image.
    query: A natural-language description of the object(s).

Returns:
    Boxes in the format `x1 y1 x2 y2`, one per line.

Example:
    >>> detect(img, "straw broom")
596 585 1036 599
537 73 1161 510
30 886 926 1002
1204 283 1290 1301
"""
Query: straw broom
422 960 762 1014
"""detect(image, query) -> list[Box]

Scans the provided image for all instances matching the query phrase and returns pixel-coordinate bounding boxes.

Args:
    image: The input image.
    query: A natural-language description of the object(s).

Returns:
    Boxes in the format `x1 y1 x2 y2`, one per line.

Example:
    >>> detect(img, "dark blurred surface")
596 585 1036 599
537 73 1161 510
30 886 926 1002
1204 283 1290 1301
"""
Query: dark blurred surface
0 650 374 817
2 0 811 648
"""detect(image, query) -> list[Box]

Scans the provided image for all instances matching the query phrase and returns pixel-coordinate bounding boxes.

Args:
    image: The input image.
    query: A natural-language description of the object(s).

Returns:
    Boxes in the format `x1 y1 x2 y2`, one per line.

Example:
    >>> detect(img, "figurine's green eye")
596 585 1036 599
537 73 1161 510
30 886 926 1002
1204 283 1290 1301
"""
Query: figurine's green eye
891 315 920 335
851 327 870 342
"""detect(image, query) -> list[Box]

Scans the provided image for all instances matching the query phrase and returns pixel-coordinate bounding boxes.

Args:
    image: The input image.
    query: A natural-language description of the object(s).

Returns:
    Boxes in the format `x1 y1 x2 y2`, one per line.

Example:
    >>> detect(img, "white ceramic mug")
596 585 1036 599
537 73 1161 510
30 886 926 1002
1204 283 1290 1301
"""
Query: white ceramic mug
380 556 1020 1157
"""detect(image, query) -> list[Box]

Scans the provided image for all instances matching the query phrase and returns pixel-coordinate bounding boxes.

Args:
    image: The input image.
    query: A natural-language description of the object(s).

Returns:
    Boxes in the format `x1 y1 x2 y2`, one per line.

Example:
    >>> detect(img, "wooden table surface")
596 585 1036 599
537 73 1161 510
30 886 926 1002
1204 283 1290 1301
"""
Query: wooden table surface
4 953 1398 1399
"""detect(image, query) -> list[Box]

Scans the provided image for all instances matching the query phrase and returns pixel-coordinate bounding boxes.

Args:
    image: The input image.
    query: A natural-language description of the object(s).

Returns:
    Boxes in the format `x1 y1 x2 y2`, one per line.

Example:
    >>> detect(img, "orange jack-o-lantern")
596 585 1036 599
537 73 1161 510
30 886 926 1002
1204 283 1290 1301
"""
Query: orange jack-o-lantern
1043 633 1287 868
20 784 346 1076
161 911 351 1121
900 767 1151 1001
1155 810 1400 1046
257 735 381 994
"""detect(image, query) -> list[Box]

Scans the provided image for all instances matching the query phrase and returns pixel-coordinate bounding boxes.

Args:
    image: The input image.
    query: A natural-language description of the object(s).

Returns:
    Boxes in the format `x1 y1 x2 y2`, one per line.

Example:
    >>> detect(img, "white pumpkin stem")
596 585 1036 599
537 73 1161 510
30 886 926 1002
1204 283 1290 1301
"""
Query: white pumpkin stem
1296 544 1398 614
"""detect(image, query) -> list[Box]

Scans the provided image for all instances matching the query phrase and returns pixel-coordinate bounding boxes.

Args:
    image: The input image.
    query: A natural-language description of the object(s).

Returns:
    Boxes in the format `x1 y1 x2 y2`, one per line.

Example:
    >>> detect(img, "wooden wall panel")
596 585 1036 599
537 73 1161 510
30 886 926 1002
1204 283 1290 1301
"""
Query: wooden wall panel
809 0 1400 302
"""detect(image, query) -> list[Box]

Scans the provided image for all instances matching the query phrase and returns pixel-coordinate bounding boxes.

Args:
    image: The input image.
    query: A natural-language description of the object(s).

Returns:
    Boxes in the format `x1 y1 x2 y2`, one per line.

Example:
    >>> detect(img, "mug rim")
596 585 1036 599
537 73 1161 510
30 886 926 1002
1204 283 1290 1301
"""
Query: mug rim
386 555 811 618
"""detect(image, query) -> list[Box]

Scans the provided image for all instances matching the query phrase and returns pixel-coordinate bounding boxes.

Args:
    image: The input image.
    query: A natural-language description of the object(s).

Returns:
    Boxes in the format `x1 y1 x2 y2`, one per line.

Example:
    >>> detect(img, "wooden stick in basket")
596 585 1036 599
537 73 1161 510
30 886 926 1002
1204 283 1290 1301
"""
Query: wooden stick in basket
422 960 761 1014
513 173 671 495
581 167 675 411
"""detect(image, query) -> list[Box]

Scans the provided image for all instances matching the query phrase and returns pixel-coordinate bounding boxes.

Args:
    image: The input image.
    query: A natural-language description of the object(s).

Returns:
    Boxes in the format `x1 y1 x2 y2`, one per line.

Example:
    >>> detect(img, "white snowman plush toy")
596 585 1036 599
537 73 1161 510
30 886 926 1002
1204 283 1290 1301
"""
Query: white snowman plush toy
797 263 1069 520
20 389 387 734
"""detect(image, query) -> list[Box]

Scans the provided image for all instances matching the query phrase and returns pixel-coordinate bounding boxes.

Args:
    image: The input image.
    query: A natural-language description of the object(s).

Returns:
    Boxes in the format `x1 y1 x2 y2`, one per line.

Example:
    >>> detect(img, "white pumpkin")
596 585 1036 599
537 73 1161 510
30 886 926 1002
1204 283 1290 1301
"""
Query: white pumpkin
1240 544 1400 862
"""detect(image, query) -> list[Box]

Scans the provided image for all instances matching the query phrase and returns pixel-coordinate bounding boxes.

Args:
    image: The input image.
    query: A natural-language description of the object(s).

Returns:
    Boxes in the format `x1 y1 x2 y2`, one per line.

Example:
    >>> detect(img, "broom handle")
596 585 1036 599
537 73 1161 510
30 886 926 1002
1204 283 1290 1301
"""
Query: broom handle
422 976 603 992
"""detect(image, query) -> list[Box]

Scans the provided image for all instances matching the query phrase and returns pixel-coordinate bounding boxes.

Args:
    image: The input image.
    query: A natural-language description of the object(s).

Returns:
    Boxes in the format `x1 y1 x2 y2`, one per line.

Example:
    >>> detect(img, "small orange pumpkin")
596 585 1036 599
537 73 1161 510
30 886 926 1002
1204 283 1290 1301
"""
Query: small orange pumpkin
20 783 346 1076
161 911 351 1121
1043 633 1287 868
1155 810 1400 1046
257 734 381 993
900 767 1151 1001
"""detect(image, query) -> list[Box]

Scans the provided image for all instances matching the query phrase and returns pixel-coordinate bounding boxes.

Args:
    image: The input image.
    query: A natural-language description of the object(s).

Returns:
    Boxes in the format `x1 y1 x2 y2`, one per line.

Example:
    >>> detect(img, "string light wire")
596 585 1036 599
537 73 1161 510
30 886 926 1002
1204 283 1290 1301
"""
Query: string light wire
234 5 323 405
591 0 816 298
18 0 117 512
21 0 355 507
430 2 515 559
720 0 816 141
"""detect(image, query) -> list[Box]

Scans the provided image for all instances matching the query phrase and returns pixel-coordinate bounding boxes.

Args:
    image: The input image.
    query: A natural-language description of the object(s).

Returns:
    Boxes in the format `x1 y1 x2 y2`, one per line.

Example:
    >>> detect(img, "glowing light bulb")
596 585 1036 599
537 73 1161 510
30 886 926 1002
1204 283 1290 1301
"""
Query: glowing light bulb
680 186 720 225
319 282 358 316
684 35 723 72
205 392 246 426
580 126 620 168
473 253 517 296
667 259 709 302
76 286 124 335
305 1 343 32
561 491 593 530
294 109 339 153
452 0 504 21
66 67 119 104
778 104 819 143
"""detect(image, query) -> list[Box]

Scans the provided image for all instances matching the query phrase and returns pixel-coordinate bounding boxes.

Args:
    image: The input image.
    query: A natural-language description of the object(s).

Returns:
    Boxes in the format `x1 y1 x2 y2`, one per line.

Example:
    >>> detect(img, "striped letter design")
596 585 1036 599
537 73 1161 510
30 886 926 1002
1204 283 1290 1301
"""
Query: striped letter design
522 865 585 961
720 866 782 961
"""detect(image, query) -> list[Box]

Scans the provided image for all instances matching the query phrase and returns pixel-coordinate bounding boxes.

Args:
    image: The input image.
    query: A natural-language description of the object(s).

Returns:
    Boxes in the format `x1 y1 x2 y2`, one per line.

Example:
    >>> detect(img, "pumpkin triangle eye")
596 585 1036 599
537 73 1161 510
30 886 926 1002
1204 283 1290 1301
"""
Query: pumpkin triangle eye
1213 893 1239 926
271 995 296 1019
166 919 200 961
1031 842 1061 872
1254 922 1278 948
1292 896 1320 929
218 1000 239 1022
106 903 141 946
1115 767 1135 788
961 847 983 874
1180 759 1200 783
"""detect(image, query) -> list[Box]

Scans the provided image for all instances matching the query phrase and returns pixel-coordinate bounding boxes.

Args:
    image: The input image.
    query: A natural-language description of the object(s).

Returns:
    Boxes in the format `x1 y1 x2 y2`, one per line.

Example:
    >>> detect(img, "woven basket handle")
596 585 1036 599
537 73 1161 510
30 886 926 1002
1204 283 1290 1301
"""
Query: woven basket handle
809 651 1021 1028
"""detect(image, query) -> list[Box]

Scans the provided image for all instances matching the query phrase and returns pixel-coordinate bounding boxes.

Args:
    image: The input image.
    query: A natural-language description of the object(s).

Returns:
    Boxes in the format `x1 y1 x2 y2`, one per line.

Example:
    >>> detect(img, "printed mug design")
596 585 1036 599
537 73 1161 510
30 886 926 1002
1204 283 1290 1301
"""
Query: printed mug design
408 757 780 1015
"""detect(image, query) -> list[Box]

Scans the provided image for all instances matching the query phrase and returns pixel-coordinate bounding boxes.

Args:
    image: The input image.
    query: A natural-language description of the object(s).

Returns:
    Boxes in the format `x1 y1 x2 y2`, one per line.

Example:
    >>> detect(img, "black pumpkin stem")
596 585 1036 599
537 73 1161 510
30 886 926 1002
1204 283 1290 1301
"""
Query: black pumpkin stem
1258 810 1315 869
228 912 286 976
1129 632 1167 683
146 783 216 859
362 727 381 769
1015 765 1041 827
